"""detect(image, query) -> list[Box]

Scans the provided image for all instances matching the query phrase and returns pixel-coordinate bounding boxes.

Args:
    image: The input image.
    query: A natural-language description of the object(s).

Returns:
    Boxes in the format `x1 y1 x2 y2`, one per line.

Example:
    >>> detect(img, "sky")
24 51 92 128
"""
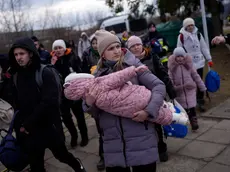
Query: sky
26 0 118 29
0 0 155 31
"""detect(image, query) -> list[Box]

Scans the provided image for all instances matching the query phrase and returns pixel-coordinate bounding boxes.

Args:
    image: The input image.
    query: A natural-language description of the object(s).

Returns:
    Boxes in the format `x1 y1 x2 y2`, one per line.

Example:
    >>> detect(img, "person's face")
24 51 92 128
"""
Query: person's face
82 35 87 40
14 48 31 67
92 39 97 50
34 41 39 50
149 25 156 32
54 46 65 57
103 43 121 61
130 44 143 57
123 32 128 38
186 24 194 33
175 56 185 63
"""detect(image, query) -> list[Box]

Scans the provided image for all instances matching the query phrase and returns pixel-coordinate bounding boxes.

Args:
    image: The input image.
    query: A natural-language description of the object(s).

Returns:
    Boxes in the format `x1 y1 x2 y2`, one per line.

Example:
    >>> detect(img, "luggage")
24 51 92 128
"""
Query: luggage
0 111 28 171
163 100 188 138
0 99 14 124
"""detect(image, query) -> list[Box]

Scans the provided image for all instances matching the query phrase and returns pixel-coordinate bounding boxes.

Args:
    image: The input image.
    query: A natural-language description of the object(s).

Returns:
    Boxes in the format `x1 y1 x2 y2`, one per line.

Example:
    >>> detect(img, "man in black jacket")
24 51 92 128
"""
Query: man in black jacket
8 37 86 172
31 36 51 64
143 23 170 69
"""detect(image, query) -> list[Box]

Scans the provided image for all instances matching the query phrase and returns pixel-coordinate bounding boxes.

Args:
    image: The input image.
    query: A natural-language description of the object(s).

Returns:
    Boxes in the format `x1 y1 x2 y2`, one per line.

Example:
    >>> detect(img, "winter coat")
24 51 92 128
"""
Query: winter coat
78 34 90 59
140 49 176 99
84 49 166 167
52 48 82 81
177 27 212 70
64 66 172 125
168 54 206 109
8 37 61 136
81 47 100 73
143 31 169 59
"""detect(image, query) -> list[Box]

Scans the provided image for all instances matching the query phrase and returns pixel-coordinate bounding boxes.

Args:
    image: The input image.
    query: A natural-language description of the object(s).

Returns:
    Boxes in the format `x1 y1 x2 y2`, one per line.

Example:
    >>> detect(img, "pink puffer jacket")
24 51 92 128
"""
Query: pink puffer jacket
168 54 207 109
64 66 172 125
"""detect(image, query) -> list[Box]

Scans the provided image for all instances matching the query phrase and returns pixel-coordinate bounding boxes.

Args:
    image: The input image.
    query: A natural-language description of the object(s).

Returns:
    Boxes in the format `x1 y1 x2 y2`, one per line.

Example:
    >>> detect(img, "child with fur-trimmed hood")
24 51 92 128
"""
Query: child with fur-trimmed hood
168 47 207 130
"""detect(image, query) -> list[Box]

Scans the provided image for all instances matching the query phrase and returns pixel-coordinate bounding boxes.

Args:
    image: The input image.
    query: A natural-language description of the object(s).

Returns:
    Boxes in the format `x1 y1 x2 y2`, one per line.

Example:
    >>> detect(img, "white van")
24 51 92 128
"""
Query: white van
100 14 148 38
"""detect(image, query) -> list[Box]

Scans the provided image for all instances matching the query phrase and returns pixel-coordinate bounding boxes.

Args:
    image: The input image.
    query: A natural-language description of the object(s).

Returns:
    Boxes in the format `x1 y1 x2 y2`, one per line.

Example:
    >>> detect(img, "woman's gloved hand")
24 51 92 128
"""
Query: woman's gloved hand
208 61 214 67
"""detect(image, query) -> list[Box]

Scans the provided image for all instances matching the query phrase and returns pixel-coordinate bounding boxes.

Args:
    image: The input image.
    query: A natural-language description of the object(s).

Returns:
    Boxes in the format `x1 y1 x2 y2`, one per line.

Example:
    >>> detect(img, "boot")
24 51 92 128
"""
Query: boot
80 135 89 147
159 152 169 162
198 104 206 112
97 158 105 171
189 116 199 131
197 99 206 112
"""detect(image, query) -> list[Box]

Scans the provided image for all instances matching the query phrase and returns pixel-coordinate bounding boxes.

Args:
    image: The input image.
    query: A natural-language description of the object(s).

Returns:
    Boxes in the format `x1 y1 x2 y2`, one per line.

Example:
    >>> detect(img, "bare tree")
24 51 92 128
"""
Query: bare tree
0 0 30 35
84 10 109 27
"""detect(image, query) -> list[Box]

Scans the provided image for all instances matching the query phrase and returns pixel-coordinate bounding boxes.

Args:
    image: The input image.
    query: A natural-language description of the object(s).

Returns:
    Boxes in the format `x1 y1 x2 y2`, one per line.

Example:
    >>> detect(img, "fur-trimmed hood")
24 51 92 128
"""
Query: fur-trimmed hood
168 54 194 72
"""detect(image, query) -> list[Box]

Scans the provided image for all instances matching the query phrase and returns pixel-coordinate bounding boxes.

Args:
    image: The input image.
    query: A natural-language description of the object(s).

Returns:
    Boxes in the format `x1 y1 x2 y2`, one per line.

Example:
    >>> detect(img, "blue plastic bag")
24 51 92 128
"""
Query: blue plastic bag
163 124 188 138
205 70 220 93
163 104 188 138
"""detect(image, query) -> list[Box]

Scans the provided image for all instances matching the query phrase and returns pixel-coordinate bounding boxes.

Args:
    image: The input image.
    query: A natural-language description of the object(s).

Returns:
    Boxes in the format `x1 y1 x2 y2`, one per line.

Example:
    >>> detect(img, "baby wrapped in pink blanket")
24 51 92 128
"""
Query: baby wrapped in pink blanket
64 66 175 125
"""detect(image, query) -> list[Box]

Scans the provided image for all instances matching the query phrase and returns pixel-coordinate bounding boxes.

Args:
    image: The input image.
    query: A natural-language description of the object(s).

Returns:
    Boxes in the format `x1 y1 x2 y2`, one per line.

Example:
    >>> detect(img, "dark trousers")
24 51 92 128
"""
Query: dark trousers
185 107 197 118
197 68 204 104
60 98 88 140
106 162 156 172
155 123 167 153
162 61 168 70
95 118 104 159
18 127 82 172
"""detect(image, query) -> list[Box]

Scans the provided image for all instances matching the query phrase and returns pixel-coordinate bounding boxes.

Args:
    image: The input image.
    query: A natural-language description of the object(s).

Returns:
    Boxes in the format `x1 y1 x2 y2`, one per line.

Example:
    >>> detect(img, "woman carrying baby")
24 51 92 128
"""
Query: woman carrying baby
70 30 166 172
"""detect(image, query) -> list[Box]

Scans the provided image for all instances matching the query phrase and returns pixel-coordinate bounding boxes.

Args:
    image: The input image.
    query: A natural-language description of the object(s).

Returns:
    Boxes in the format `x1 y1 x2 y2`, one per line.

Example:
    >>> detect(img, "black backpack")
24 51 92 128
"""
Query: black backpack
13 64 62 104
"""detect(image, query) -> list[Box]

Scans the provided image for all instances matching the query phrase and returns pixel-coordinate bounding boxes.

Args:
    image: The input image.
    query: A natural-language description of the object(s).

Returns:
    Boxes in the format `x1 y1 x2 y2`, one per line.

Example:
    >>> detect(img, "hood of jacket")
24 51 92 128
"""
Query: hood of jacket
179 26 198 41
64 78 95 100
9 37 40 72
168 54 193 72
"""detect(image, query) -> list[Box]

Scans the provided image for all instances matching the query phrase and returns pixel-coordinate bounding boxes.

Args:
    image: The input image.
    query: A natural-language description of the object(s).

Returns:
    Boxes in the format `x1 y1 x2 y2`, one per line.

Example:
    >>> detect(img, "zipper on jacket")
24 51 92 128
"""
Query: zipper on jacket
181 66 189 108
119 117 127 166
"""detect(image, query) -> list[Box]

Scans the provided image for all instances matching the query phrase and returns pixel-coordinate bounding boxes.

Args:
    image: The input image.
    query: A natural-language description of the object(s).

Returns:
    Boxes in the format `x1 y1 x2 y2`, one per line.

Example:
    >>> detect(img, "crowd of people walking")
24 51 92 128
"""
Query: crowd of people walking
0 16 226 172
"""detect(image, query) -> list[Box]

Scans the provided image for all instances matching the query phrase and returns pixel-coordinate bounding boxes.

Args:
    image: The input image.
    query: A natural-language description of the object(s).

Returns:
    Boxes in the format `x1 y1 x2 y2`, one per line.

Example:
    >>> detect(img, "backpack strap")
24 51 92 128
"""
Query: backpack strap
35 64 46 90
180 33 184 45
180 33 187 53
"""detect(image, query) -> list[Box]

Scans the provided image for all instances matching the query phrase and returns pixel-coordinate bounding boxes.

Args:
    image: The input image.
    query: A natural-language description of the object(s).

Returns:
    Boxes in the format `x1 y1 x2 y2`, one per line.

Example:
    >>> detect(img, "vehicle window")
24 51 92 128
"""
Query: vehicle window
129 18 147 32
105 23 126 34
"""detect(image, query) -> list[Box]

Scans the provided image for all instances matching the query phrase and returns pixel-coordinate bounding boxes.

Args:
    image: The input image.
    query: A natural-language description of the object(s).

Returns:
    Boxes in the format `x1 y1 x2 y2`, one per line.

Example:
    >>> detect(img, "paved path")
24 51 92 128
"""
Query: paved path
1 102 230 172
